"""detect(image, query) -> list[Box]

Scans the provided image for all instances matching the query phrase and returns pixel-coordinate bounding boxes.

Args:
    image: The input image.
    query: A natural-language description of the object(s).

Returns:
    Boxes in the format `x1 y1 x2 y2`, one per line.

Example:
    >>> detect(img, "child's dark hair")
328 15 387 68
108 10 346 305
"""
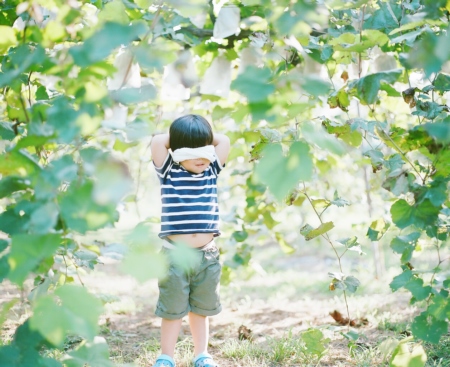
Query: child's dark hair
169 114 213 151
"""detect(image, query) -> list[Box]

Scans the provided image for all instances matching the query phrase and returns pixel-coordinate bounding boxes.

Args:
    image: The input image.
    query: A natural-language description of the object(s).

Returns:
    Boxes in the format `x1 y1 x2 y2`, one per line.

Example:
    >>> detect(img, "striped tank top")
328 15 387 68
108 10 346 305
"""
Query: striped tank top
153 153 223 238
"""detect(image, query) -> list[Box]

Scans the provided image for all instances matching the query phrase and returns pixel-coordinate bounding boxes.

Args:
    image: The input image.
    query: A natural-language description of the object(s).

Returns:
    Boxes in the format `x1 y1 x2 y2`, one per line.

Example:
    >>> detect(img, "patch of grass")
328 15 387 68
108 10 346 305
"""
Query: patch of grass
220 339 267 360
350 344 386 367
424 334 450 367
377 317 411 336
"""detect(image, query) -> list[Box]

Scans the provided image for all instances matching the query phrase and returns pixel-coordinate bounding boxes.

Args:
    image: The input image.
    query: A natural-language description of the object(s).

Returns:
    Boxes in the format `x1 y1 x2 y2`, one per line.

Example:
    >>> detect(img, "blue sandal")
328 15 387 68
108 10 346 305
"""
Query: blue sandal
153 354 175 367
193 353 219 367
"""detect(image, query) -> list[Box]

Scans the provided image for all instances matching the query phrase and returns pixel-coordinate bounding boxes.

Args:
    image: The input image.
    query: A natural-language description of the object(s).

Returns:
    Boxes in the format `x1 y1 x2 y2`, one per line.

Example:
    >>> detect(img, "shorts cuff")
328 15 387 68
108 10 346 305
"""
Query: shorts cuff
155 306 189 320
190 304 222 317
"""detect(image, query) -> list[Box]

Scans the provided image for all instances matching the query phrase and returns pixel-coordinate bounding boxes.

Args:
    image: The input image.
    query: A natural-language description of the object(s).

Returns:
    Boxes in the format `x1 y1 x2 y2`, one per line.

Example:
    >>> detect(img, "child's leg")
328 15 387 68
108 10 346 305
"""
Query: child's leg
188 312 209 356
161 318 183 357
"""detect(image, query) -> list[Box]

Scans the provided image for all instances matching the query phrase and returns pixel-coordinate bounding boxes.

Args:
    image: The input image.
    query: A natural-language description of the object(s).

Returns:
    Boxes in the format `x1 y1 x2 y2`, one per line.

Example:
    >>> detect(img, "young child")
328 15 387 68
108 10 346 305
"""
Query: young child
150 114 230 367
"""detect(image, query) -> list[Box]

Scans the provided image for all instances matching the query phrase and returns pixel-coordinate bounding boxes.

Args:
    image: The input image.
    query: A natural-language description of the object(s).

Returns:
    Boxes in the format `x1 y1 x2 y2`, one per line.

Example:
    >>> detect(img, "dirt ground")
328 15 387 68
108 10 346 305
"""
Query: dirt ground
84 257 416 367
0 253 418 367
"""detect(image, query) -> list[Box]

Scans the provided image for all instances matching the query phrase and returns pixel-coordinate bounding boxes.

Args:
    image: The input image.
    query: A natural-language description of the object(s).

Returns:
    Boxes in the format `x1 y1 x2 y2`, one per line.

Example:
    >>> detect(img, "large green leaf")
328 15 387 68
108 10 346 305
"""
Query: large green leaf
433 73 450 92
427 294 450 321
0 121 15 140
254 142 313 201
8 234 61 285
349 69 402 105
390 341 427 367
302 121 347 155
30 285 103 347
411 312 448 344
59 181 118 234
329 30 389 52
0 150 40 175
63 337 112 367
120 246 167 283
391 199 441 229
301 328 330 357
422 121 450 144
69 22 148 67
390 232 420 263
0 25 17 54
110 85 157 104
231 66 275 103
0 45 47 87
0 176 29 198
390 270 413 292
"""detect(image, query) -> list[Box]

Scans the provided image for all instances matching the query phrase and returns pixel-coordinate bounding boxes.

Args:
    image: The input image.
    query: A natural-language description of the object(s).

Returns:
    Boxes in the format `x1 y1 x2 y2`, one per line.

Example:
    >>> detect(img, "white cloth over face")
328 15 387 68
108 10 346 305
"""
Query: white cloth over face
171 145 217 163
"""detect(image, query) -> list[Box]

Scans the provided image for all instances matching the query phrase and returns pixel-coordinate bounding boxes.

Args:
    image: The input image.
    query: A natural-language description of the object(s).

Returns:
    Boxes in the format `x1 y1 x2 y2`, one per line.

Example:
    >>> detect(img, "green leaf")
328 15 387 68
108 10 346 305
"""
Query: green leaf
302 121 347 155
331 190 349 207
26 202 59 234
254 142 313 201
0 26 17 54
404 278 432 301
98 0 129 24
34 155 78 200
231 66 275 103
275 232 295 254
0 255 10 282
390 232 420 263
63 337 112 367
433 73 450 92
8 234 61 285
120 246 167 283
367 218 389 241
301 328 330 357
0 45 47 88
300 75 332 96
364 2 402 33
232 230 248 242
110 85 157 104
0 121 15 140
0 150 40 175
344 275 360 293
391 199 440 229
327 0 370 10
30 285 103 347
423 121 450 144
300 221 334 241
411 312 448 344
91 158 133 205
59 181 118 234
0 176 29 198
329 30 389 52
69 22 148 67
428 294 450 321
349 69 402 105
390 341 427 367
390 270 413 292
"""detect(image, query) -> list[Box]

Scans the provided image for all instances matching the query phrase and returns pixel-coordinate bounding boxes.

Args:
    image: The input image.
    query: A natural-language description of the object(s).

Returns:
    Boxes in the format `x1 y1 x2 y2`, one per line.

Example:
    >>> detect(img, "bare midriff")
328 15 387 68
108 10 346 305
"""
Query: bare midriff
166 233 215 248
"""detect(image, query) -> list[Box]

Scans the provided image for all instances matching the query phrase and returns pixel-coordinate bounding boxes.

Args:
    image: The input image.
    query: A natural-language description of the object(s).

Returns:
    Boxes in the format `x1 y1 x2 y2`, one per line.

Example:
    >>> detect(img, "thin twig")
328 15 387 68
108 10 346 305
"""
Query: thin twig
119 4 163 89
370 108 425 182
302 182 352 329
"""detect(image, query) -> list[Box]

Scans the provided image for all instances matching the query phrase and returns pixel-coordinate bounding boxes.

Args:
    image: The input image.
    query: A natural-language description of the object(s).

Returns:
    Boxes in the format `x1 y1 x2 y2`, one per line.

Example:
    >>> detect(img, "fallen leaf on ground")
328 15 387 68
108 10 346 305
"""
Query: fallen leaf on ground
329 310 369 327
238 325 253 341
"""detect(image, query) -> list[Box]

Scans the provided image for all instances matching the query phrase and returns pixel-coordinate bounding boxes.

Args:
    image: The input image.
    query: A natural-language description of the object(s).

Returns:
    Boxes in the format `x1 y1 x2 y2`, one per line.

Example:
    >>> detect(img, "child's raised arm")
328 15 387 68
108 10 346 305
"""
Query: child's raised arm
151 133 170 167
213 133 230 166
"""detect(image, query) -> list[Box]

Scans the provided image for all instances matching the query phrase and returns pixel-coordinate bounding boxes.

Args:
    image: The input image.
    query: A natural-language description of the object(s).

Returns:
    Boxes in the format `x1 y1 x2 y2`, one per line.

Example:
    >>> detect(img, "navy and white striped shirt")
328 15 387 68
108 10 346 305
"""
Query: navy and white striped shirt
153 153 223 238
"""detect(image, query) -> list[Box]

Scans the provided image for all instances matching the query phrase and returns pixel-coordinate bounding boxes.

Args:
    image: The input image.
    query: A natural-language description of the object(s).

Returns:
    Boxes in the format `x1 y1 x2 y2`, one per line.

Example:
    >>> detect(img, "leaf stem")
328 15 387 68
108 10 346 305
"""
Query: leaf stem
370 108 425 182
302 182 352 329
119 4 163 89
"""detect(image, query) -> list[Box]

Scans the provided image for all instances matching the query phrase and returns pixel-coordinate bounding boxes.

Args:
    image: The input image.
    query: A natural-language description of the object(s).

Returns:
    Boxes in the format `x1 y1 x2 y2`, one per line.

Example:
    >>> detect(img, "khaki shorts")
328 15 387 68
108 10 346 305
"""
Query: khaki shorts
155 242 222 320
